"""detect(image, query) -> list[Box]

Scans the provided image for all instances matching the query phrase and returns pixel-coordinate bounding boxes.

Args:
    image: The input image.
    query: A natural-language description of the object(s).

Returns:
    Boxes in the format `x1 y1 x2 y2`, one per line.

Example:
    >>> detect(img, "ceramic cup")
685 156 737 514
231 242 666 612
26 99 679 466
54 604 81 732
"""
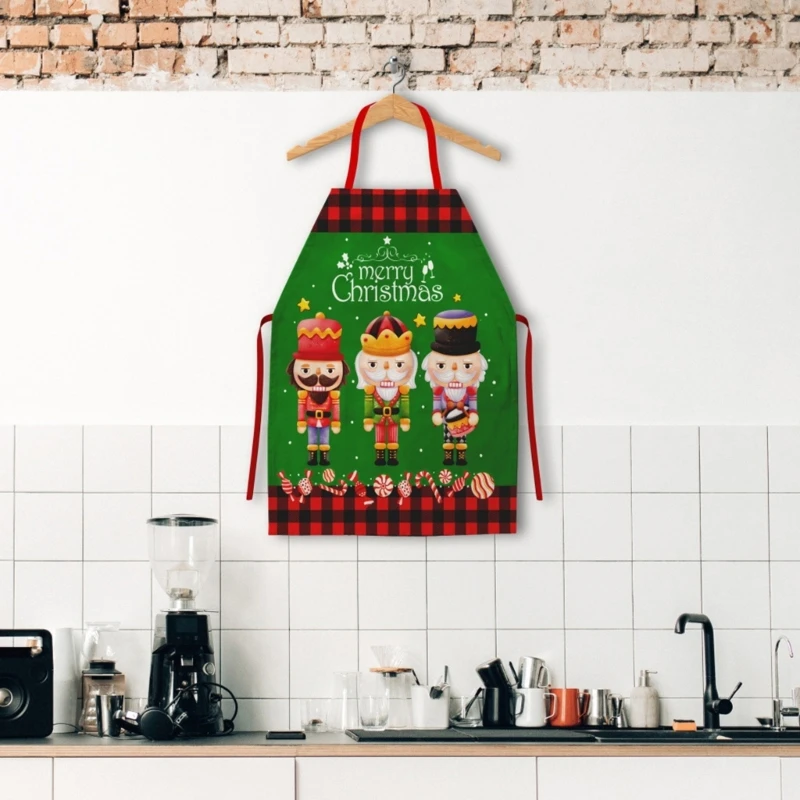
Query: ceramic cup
411 685 451 730
515 687 557 728
549 688 589 728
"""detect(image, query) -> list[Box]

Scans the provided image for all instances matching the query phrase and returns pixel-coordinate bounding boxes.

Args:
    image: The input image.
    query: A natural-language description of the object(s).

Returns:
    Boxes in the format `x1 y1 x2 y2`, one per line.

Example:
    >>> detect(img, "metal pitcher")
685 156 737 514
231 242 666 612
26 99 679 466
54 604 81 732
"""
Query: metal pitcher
585 689 622 727
517 657 550 689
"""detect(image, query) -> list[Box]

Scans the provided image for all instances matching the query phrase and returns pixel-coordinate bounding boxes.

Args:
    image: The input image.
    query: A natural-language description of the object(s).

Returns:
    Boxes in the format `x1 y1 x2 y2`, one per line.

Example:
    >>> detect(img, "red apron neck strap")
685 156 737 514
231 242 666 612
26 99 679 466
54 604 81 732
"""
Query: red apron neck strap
345 101 443 191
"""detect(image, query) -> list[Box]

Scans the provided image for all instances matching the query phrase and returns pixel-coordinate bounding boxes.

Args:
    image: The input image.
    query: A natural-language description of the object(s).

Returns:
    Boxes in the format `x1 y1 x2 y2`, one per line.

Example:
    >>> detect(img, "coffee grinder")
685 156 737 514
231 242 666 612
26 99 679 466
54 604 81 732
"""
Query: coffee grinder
121 515 229 739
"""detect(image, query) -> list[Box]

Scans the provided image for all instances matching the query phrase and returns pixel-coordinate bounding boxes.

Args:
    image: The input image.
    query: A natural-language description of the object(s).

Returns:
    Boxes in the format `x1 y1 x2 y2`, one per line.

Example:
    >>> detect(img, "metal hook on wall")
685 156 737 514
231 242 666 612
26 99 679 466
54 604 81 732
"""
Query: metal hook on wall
383 56 408 94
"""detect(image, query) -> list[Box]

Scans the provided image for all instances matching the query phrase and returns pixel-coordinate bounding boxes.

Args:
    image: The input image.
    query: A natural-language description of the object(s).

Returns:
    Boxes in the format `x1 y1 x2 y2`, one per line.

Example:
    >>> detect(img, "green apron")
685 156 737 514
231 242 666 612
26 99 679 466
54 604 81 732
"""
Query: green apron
248 102 542 536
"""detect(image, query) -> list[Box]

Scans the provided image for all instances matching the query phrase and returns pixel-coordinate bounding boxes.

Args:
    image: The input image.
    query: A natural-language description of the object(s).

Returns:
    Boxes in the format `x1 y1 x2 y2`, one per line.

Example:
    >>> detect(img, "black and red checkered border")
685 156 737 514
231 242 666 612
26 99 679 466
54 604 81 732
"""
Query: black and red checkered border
312 189 476 234
267 486 516 536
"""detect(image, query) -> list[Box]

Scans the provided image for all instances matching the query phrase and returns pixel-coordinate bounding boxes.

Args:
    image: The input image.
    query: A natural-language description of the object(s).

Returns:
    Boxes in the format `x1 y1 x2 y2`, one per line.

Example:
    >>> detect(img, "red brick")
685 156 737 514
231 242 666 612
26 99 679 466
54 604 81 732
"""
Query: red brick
611 0 693 13
51 24 93 47
97 48 133 73
97 23 137 48
518 21 556 45
41 48 96 73
133 46 175 72
7 25 48 47
138 22 179 45
0 50 40 75
474 21 514 44
558 20 600 44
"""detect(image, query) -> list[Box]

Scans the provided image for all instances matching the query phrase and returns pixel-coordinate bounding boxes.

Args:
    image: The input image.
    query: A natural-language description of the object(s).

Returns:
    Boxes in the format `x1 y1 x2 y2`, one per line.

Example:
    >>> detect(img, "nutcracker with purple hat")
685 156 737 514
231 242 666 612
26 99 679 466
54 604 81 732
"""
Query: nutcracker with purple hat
422 309 488 467
286 311 349 467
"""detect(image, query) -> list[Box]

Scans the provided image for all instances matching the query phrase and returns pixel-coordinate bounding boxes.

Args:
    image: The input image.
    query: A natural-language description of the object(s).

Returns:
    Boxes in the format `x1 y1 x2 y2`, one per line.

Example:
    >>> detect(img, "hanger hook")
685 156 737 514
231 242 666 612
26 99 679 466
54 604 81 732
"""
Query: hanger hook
383 56 407 94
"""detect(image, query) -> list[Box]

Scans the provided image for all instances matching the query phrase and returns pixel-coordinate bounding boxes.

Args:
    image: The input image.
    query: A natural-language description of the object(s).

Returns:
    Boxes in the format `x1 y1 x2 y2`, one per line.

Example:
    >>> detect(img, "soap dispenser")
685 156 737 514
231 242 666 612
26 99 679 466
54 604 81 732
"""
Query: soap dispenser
629 669 660 729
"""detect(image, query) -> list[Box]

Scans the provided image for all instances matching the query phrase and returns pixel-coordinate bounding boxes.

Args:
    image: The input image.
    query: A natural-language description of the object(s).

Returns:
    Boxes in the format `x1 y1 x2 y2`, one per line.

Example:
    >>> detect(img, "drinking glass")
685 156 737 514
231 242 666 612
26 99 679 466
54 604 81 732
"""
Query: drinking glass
300 699 329 733
358 672 389 731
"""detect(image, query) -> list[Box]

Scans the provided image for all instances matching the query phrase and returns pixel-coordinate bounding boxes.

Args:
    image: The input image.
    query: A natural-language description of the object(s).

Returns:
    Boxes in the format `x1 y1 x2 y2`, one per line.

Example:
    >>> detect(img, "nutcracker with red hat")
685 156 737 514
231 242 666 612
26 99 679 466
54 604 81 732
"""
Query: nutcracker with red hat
422 309 488 467
286 311 349 467
355 311 418 467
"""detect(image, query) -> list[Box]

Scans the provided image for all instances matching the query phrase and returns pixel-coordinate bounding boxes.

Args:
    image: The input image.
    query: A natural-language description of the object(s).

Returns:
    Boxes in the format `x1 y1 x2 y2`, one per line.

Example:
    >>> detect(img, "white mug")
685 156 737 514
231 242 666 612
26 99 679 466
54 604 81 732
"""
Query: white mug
515 687 556 728
410 685 450 730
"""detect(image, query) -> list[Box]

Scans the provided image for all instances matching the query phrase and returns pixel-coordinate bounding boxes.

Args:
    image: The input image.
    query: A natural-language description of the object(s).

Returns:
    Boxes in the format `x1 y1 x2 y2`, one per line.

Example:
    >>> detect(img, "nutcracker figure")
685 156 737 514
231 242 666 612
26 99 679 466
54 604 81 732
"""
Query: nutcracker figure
286 312 349 467
422 309 488 466
355 311 418 467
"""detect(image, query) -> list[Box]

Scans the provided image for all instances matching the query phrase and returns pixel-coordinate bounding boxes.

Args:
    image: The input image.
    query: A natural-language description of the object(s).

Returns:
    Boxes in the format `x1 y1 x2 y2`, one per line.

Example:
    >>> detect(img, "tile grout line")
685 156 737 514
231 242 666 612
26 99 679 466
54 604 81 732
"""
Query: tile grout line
561 426 567 685
766 426 774 700
629 425 636 687
11 426 15 627
698 427 704 617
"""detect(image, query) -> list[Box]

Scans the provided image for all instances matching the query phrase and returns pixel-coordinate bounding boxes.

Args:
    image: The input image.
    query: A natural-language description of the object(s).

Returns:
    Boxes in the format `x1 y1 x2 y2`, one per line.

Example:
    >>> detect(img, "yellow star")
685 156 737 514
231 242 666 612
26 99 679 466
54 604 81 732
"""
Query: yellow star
453 293 462 302
413 313 426 327
297 298 310 312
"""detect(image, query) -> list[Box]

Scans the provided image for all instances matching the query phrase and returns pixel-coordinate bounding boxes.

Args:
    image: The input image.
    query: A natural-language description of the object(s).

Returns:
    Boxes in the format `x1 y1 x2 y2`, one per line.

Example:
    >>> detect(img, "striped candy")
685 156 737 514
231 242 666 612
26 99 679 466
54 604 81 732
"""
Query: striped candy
373 474 394 498
349 470 374 506
438 469 453 486
470 472 496 499
415 470 442 504
278 471 296 503
446 471 470 498
319 479 348 497
322 468 336 483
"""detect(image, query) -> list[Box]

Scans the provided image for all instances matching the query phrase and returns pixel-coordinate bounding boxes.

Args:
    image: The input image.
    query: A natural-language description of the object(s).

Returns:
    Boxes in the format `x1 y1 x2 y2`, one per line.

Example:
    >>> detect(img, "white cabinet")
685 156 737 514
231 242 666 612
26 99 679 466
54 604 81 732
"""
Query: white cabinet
782 759 800 800
54 758 294 800
0 758 52 800
296 757 537 800
538 757 781 800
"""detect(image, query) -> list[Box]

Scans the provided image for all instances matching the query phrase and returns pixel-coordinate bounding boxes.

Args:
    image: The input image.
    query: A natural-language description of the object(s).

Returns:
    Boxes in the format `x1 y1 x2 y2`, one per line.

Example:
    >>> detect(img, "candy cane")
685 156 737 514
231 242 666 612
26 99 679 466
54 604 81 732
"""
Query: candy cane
415 471 442 504
319 479 348 497
447 471 470 498
348 470 374 507
297 470 313 504
278 471 297 503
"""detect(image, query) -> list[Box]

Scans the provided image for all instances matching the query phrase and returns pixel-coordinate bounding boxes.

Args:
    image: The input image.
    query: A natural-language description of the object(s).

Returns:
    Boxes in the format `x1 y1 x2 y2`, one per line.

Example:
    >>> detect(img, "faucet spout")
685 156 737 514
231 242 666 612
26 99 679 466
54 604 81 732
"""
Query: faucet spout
772 636 794 730
674 613 733 730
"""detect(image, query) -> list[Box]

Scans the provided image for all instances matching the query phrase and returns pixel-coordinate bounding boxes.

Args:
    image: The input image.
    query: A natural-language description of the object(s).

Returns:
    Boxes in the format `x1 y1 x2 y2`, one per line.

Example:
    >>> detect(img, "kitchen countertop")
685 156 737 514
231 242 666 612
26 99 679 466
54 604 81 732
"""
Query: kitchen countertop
1 732 800 758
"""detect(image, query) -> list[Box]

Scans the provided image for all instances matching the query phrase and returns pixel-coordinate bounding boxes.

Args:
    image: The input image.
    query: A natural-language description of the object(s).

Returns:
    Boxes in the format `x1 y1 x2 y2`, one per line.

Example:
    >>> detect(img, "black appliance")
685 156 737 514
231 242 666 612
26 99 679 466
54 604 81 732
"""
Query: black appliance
0 629 53 738
147 610 226 737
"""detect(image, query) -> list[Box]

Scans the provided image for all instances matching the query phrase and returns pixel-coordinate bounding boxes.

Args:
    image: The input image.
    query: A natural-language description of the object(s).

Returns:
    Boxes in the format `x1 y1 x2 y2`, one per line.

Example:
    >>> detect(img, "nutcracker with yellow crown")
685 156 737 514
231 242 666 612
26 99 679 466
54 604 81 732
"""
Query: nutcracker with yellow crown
286 311 349 467
355 311 418 467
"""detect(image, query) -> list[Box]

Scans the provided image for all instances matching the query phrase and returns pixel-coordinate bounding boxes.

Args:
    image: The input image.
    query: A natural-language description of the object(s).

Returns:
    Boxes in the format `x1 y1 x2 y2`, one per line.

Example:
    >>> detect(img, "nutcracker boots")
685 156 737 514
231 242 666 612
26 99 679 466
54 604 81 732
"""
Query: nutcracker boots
388 443 399 467
456 442 468 466
375 443 386 466
307 445 318 466
443 443 455 466
319 446 330 466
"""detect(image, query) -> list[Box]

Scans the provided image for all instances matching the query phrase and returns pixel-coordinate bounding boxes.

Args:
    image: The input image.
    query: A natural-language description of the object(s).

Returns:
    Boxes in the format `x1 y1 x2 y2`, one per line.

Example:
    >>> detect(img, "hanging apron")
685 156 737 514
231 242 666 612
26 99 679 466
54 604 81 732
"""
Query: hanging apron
248 102 542 536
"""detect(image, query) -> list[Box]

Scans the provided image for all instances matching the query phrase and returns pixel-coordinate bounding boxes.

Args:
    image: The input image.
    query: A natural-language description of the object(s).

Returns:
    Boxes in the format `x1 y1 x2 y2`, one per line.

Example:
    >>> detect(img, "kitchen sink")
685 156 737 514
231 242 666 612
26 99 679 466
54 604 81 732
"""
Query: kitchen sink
589 726 800 744
347 726 800 744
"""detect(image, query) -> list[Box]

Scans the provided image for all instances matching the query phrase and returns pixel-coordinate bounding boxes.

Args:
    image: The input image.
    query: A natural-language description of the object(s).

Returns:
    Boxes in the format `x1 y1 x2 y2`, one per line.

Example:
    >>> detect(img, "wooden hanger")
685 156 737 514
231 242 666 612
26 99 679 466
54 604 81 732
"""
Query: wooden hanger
286 62 501 162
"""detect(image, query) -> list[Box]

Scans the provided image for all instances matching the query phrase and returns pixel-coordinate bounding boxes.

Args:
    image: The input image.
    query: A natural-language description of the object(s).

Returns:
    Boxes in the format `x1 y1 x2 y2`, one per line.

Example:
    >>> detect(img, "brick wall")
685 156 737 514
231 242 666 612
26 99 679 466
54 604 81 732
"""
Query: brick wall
0 0 798 89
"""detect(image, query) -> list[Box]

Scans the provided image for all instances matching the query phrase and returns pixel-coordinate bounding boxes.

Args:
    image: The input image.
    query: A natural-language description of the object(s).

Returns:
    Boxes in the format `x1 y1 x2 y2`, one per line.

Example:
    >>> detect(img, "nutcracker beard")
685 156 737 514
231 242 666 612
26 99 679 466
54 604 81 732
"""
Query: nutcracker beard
287 359 350 466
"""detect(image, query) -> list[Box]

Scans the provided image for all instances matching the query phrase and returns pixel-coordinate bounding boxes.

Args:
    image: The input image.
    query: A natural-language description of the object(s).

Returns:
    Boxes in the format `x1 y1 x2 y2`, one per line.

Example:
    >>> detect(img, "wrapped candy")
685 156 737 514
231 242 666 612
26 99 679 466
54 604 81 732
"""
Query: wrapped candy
278 471 296 503
349 470 374 506
373 474 394 498
322 468 336 483
397 473 413 507
438 469 453 486
446 471 470 498
297 469 313 504
415 470 442 504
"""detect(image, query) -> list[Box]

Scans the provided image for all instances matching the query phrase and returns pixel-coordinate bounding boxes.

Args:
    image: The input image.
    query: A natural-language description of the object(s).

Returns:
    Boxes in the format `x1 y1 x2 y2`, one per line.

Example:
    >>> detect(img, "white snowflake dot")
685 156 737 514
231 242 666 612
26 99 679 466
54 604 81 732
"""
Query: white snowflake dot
492 380 497 385
484 313 489 317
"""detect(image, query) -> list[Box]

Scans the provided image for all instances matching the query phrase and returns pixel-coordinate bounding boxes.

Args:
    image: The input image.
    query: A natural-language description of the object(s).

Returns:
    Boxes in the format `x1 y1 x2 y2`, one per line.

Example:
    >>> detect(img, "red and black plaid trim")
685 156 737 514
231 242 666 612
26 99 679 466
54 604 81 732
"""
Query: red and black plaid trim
312 189 476 234
267 486 516 536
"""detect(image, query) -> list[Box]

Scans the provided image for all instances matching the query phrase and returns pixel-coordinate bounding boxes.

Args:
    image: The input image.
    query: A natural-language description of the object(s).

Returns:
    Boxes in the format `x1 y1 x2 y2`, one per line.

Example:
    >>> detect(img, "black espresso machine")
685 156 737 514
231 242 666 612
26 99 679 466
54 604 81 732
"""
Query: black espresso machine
0 629 53 738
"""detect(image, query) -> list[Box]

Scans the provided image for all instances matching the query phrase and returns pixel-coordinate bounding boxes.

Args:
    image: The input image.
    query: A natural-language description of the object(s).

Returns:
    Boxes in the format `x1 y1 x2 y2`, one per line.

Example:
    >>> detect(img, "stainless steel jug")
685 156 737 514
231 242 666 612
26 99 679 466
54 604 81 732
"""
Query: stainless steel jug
585 689 622 727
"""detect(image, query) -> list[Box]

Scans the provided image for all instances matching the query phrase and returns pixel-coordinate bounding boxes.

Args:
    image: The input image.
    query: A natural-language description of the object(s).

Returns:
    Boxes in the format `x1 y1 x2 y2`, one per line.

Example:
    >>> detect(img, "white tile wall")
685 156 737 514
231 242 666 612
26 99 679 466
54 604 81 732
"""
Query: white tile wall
3 424 798 730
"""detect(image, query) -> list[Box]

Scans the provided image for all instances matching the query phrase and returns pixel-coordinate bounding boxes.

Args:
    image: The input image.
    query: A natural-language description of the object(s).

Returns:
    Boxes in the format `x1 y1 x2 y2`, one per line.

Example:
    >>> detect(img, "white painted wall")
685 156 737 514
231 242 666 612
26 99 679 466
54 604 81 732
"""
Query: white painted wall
1 93 798 425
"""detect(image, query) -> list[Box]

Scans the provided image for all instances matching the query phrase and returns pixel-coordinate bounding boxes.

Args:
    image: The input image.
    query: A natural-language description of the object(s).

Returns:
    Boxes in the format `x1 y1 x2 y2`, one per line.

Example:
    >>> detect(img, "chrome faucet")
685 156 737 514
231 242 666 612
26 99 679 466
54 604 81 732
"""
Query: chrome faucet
771 636 798 730
675 612 742 730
